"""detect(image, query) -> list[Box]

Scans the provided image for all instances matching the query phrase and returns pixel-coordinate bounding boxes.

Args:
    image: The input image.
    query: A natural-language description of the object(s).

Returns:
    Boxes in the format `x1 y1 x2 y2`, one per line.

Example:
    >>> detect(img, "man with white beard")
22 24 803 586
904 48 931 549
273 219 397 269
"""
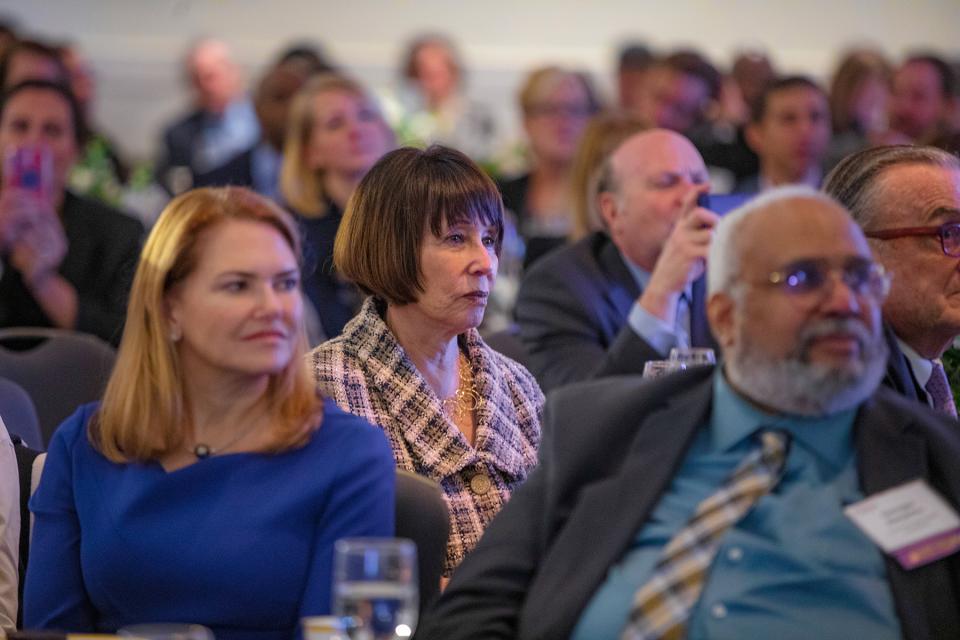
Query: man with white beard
419 187 960 640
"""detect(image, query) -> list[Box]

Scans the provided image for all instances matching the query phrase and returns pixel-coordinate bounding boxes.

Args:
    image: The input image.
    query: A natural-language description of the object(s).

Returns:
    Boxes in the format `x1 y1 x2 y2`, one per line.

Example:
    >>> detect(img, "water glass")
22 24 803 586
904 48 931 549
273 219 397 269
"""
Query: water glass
668 347 716 366
333 538 418 640
117 624 214 640
642 359 686 379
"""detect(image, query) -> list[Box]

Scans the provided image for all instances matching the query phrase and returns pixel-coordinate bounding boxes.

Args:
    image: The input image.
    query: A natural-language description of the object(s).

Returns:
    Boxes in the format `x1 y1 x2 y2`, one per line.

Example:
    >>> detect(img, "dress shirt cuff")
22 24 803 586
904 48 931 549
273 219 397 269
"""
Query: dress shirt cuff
627 301 678 357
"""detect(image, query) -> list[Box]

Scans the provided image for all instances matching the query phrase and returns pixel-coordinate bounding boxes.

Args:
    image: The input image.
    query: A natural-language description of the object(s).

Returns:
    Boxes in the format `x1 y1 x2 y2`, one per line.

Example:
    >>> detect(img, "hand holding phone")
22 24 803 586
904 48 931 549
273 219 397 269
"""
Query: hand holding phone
4 146 53 196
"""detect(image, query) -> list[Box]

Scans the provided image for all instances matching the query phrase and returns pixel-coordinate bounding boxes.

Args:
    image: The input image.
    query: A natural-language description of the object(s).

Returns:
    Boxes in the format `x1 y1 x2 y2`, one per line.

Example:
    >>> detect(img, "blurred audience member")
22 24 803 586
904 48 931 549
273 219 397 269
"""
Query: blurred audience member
890 53 958 143
0 80 143 344
57 42 130 205
498 66 599 268
0 39 67 89
311 146 542 577
196 59 309 200
568 111 646 241
825 145 960 415
280 73 393 340
517 129 719 392
274 41 336 76
826 49 896 167
0 20 17 61
156 38 259 194
395 34 496 161
616 42 655 113
695 51 774 189
24 187 395 638
739 76 831 192
0 419 17 632
731 50 776 119
635 50 721 138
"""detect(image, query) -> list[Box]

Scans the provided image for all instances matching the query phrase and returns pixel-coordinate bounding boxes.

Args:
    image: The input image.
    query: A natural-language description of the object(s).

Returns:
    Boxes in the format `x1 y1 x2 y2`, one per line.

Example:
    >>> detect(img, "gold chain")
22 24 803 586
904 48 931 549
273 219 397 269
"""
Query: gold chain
442 352 485 421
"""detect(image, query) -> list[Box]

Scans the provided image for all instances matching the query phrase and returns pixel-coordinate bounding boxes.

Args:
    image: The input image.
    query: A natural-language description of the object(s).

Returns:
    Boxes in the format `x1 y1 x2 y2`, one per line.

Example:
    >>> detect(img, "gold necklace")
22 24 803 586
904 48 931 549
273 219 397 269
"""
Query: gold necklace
442 352 485 421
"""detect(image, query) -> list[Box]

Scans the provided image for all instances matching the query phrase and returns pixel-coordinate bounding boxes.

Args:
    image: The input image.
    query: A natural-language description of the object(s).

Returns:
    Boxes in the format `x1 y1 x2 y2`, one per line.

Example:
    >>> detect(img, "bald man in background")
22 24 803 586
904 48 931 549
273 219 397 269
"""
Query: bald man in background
516 129 719 391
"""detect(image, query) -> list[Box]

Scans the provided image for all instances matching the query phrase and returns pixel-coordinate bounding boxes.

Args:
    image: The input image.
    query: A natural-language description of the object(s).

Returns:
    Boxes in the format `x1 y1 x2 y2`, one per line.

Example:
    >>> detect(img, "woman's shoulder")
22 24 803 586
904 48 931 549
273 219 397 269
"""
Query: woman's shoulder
310 399 390 450
46 402 101 453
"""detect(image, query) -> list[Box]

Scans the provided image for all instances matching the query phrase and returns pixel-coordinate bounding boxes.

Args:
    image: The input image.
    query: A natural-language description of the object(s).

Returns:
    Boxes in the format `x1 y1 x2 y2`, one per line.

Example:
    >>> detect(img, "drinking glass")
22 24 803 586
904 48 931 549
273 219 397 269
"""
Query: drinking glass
668 347 716 367
117 624 214 640
642 359 685 379
333 538 418 640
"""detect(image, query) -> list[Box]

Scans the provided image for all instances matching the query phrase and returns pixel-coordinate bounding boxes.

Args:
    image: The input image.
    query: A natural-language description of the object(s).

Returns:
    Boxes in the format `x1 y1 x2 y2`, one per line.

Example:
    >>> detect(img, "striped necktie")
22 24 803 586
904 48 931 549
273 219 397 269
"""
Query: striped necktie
926 359 958 418
621 430 790 640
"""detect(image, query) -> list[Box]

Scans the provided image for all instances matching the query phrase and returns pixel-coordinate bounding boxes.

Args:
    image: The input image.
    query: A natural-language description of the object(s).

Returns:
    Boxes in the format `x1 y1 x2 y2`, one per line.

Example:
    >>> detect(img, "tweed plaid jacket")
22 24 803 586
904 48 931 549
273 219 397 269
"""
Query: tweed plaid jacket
310 297 543 575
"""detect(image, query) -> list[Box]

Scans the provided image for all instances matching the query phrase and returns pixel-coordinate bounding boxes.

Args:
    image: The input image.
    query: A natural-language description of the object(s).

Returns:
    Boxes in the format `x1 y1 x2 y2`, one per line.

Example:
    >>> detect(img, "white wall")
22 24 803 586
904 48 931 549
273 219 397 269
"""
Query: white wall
1 0 958 161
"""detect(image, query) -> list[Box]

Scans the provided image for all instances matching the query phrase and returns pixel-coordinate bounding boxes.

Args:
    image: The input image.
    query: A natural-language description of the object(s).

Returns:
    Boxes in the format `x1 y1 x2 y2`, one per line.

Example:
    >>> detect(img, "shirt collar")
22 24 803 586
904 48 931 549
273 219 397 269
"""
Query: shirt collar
711 369 857 472
896 337 933 390
621 251 693 301
758 166 823 192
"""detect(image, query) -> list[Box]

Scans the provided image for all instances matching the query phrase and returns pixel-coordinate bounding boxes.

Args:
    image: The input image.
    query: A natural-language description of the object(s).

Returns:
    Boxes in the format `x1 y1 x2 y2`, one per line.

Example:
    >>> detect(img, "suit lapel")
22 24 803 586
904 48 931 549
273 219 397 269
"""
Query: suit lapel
855 395 954 640
690 277 718 351
882 324 923 401
523 378 712 639
597 238 641 320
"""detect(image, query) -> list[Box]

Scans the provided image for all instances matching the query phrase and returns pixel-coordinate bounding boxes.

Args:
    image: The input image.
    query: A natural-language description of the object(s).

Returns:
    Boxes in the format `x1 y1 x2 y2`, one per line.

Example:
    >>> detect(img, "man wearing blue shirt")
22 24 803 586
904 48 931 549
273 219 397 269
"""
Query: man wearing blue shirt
156 39 260 194
420 187 960 639
516 129 720 392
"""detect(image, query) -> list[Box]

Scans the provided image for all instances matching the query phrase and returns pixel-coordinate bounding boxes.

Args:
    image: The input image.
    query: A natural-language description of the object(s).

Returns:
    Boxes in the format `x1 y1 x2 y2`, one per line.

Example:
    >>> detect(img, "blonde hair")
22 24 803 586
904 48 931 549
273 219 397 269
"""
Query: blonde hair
90 187 322 463
568 111 646 240
279 73 387 217
517 66 599 116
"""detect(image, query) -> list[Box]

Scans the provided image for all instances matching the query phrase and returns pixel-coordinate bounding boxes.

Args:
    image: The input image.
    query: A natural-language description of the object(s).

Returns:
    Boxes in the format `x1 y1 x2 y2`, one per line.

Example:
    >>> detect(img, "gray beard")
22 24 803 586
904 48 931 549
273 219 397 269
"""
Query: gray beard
726 317 889 417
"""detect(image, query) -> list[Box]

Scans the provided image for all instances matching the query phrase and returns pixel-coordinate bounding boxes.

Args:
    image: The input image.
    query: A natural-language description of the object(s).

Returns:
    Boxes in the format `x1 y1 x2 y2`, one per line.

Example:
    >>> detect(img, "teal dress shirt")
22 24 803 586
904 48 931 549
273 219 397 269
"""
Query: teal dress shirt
572 372 902 640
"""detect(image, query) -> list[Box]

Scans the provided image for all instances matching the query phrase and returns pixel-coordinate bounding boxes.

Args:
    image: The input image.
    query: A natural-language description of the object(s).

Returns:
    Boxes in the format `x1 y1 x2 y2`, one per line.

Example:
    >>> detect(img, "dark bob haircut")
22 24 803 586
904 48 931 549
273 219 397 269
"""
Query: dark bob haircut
334 145 504 305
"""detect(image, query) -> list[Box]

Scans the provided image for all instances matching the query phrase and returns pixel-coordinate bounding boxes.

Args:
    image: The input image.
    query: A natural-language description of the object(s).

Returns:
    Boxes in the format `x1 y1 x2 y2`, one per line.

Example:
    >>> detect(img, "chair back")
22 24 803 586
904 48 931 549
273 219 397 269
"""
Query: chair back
12 440 42 629
0 377 42 450
394 470 449 615
0 328 116 447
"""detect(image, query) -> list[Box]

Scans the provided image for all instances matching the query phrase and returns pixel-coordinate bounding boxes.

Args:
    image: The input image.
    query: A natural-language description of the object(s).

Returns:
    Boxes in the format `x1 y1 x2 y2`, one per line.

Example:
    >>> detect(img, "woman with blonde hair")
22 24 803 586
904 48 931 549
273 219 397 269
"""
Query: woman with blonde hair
25 186 394 638
498 66 599 268
568 111 646 241
280 73 393 339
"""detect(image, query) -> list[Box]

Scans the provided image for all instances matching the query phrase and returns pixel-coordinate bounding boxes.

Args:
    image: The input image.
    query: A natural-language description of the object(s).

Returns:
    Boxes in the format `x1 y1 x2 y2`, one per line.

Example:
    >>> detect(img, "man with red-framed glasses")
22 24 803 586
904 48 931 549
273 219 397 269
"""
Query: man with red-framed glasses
825 144 960 417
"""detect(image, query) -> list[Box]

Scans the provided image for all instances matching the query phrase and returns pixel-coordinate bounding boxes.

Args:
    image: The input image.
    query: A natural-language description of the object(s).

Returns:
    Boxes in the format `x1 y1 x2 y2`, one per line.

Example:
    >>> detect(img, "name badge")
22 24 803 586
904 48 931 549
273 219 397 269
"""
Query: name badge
844 479 960 570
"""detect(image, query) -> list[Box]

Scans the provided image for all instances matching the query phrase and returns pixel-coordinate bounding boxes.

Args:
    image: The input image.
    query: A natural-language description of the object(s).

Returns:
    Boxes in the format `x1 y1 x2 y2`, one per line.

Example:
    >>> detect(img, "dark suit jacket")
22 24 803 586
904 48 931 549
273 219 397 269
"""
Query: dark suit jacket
882 323 926 403
193 147 254 190
496 173 567 269
515 231 717 391
0 191 144 345
419 367 960 640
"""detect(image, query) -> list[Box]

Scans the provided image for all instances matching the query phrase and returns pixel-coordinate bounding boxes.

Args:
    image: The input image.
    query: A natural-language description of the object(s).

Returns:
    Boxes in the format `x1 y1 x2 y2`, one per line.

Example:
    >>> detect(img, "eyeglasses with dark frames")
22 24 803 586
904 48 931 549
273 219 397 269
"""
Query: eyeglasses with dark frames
746 256 891 303
864 221 960 258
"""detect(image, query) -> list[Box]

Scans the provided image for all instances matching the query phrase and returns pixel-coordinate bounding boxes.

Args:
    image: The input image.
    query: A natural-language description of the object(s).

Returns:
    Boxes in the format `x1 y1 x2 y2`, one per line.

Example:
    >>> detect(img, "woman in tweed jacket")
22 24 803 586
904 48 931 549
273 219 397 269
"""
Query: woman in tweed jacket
310 146 543 576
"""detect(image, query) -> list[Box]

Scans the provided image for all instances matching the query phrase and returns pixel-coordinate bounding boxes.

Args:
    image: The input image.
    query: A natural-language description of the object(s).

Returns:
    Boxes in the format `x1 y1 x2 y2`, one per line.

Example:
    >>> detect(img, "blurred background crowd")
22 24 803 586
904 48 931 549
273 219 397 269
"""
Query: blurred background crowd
0 1 958 340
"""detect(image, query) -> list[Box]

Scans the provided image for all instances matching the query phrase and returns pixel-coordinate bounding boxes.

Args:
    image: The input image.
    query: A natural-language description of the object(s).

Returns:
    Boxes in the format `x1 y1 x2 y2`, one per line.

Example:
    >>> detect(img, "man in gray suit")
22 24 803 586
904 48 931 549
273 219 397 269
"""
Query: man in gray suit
421 187 960 639
516 129 719 391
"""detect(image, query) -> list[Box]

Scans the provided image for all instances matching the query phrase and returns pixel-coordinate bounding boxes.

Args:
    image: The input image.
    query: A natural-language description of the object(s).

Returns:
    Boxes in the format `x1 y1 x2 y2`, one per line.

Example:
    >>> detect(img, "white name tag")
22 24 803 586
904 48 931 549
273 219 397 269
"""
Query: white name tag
844 479 960 570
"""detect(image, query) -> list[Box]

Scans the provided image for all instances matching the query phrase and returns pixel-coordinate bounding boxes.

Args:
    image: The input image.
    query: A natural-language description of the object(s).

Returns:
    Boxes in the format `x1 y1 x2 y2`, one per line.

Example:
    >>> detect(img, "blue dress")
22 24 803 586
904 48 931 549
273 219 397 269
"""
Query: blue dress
24 400 395 640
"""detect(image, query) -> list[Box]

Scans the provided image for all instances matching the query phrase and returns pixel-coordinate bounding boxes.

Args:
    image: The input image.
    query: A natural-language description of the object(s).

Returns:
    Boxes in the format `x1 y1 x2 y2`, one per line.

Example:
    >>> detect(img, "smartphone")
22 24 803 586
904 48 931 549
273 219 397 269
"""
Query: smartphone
3 146 53 195
698 192 754 216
